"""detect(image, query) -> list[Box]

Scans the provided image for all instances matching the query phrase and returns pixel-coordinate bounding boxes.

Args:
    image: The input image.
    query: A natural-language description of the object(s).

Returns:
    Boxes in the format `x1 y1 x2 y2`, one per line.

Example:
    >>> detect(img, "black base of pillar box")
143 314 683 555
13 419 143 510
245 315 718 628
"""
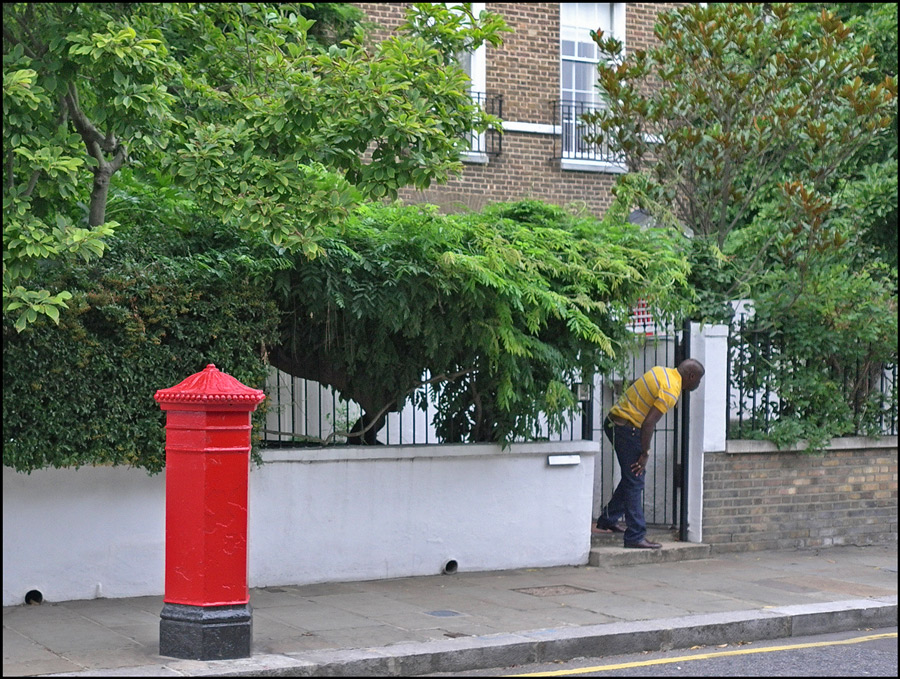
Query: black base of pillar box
159 602 252 660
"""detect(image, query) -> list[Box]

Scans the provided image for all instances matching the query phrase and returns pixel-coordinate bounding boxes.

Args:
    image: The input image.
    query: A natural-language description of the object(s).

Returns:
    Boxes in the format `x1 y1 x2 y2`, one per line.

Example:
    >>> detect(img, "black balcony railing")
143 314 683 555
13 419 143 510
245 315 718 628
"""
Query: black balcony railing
465 92 502 156
553 99 621 165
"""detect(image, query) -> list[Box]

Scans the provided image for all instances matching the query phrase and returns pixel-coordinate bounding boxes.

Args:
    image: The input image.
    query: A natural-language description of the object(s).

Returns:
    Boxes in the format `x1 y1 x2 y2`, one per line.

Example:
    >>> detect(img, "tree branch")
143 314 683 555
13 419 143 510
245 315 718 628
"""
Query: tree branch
336 367 479 445
56 94 69 128
65 85 115 156
87 138 107 169
5 11 43 60
718 138 800 245
2 26 39 60
108 143 127 174
721 228 783 299
23 169 41 198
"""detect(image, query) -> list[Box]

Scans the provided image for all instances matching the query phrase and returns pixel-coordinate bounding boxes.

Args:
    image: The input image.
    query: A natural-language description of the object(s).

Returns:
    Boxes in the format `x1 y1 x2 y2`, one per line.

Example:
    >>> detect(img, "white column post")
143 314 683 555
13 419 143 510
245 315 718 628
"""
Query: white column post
685 323 729 543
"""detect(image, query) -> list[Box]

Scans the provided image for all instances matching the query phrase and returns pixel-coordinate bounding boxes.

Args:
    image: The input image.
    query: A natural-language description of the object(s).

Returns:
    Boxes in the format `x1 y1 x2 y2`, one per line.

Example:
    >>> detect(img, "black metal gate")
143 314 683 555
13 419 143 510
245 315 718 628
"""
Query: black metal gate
584 319 690 534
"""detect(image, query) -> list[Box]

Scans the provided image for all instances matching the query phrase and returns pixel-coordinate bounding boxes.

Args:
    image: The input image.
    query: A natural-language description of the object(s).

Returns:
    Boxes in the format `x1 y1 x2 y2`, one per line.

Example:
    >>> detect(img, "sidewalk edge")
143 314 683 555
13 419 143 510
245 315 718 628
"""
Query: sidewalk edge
44 596 898 677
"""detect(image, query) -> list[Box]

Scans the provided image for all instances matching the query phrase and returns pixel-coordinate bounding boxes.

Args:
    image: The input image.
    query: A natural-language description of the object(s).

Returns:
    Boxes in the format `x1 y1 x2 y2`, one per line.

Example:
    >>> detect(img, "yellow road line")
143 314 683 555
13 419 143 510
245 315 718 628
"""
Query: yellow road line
506 632 898 677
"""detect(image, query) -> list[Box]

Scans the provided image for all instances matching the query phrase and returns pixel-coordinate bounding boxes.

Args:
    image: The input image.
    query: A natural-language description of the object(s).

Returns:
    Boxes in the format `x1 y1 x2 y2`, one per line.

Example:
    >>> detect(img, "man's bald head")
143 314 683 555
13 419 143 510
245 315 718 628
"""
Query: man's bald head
678 359 705 392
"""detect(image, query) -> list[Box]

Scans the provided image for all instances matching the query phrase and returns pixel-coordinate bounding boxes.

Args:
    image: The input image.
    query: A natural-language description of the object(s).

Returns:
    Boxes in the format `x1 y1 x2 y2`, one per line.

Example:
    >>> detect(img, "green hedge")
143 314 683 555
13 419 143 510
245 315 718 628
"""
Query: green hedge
3 197 693 469
2 222 280 474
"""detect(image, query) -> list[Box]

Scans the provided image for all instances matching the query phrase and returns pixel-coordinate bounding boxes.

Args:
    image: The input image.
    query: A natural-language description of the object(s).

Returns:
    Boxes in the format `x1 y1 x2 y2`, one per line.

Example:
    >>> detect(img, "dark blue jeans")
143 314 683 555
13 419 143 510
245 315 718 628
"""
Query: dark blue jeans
596 417 646 544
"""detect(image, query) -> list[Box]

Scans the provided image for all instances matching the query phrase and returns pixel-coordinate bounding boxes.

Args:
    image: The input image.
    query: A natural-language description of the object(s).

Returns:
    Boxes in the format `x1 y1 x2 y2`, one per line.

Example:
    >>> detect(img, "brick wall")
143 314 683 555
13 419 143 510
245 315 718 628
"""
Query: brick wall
355 2 405 38
353 2 681 217
627 3 673 49
398 133 619 215
703 440 899 552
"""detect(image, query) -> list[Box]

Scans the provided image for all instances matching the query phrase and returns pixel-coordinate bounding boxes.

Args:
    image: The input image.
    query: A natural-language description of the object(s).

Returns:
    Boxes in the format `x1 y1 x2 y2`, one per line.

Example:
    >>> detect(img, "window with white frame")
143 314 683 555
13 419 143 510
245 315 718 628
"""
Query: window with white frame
444 3 493 160
559 3 624 164
457 3 486 97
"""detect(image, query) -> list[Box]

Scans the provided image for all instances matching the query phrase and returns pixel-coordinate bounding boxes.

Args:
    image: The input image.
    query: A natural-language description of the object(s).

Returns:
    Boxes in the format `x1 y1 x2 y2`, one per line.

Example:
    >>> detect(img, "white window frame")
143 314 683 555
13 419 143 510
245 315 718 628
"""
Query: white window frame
459 3 490 164
559 3 626 172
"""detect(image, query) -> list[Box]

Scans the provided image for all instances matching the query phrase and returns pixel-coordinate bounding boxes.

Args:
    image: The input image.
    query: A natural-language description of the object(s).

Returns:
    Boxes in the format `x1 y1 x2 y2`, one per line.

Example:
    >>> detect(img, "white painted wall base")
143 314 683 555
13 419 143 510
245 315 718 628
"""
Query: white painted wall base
2 465 167 606
2 441 596 606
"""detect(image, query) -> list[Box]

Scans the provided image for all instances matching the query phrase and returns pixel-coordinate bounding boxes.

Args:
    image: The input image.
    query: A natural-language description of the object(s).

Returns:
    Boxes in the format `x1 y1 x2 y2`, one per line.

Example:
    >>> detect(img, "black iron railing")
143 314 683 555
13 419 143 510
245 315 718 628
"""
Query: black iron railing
465 92 503 156
727 314 898 439
553 99 621 164
260 367 582 448
260 319 683 449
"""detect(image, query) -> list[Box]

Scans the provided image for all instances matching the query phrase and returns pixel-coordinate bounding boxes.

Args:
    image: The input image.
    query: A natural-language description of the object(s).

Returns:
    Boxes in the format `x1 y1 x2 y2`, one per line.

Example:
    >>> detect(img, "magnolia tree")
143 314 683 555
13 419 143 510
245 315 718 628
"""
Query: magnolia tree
583 3 897 446
583 2 896 311
3 2 507 330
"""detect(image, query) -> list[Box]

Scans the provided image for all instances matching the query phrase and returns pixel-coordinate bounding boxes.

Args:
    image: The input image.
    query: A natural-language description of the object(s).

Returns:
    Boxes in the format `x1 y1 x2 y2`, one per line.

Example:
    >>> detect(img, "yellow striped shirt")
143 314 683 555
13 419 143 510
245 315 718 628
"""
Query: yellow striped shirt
609 366 682 428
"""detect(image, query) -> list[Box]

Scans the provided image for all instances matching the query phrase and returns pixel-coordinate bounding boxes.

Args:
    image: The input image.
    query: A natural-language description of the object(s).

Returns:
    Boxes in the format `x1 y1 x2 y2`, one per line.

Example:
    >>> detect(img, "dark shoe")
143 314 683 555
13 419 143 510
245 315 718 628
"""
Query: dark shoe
624 539 662 549
593 522 625 534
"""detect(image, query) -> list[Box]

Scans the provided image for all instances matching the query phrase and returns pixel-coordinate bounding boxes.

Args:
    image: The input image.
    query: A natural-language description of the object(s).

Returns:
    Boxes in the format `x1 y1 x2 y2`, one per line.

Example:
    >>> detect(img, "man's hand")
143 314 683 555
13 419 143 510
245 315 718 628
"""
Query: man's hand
631 452 650 476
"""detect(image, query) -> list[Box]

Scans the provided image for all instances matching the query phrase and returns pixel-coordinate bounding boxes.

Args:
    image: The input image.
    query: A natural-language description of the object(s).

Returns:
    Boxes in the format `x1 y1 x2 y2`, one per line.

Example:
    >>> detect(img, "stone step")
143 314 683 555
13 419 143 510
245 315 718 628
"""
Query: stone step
589 527 712 567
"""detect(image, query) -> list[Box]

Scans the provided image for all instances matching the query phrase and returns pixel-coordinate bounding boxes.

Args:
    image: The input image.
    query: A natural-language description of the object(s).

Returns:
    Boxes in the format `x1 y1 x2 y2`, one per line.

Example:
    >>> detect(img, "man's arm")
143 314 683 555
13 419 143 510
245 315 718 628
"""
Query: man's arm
633 406 665 475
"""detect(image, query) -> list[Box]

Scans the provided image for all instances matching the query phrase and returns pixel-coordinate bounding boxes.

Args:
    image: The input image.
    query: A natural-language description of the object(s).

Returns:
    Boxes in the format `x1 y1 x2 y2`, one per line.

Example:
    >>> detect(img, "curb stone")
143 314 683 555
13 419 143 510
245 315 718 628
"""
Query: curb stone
45 596 897 677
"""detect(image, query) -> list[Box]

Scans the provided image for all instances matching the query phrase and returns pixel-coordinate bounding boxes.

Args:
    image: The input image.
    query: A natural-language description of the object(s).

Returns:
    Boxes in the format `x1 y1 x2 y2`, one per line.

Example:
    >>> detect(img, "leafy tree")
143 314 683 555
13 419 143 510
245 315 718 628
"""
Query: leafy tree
800 3 897 268
583 2 896 316
583 2 898 446
3 191 691 469
3 2 506 330
271 198 692 444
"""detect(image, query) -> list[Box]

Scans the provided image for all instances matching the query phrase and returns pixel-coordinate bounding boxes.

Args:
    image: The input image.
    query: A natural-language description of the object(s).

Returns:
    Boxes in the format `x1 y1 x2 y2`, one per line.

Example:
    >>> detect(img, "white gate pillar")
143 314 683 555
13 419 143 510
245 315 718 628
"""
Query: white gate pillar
685 322 729 543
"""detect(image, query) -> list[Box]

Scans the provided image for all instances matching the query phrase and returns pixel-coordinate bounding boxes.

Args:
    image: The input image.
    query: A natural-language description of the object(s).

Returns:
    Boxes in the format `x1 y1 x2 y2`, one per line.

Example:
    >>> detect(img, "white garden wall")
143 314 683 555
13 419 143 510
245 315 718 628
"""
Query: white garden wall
2 441 596 606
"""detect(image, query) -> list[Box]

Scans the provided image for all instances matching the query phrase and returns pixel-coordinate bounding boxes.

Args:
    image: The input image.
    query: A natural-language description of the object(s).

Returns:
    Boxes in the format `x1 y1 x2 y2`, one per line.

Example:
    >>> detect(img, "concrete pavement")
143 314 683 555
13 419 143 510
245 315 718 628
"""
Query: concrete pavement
3 529 897 677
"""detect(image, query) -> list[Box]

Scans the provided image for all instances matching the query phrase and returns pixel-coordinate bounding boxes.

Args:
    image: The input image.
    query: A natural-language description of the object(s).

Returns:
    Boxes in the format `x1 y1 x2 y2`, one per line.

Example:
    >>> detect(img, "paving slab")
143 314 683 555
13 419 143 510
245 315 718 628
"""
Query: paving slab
3 543 896 677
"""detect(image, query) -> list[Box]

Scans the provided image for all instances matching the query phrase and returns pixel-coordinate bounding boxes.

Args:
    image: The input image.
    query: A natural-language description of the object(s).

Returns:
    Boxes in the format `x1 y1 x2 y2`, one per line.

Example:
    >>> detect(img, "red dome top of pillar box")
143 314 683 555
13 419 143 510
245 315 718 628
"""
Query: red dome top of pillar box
154 364 265 410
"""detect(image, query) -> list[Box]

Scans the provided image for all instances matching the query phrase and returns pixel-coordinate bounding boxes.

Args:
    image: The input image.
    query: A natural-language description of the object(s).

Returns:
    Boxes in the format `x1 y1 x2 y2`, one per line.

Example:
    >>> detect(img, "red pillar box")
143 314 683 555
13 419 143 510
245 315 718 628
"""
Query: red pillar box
154 364 265 660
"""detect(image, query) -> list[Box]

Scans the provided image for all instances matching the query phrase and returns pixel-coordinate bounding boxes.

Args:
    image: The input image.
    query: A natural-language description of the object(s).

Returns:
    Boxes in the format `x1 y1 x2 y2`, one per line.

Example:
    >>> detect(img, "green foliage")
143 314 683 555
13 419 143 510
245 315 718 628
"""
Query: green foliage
730 257 898 449
584 2 896 276
805 3 899 269
2 215 281 474
3 2 507 329
682 238 741 324
272 199 691 444
584 2 898 448
3 44 123 329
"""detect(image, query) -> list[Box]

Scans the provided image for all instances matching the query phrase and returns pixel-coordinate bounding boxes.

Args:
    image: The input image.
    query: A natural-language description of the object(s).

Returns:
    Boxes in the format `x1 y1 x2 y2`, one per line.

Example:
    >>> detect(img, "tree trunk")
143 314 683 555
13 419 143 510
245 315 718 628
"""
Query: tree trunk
268 344 399 445
347 412 386 445
89 169 111 227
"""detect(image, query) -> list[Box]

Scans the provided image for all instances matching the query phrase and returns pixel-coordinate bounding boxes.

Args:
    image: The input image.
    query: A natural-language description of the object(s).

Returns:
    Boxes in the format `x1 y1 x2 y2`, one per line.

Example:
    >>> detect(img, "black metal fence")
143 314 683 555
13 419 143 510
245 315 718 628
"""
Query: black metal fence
553 99 621 164
727 314 898 439
261 369 583 448
260 315 684 527
466 92 503 156
261 312 670 449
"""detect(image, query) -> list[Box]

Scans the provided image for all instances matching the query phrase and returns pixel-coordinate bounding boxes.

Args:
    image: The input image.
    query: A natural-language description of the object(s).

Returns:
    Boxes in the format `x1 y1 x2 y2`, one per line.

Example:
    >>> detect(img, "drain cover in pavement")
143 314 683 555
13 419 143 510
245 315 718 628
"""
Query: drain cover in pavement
425 609 463 617
513 585 595 597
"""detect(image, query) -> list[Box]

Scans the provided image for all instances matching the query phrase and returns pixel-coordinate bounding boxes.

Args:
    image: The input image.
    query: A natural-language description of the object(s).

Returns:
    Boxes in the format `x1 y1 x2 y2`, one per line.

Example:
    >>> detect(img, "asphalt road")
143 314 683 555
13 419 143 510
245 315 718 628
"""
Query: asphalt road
426 627 898 677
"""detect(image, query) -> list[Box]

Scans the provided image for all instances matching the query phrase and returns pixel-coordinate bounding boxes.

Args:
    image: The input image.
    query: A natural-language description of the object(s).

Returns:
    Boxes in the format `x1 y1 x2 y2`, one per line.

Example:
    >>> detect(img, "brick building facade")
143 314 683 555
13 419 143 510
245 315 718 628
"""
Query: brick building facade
354 3 681 216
